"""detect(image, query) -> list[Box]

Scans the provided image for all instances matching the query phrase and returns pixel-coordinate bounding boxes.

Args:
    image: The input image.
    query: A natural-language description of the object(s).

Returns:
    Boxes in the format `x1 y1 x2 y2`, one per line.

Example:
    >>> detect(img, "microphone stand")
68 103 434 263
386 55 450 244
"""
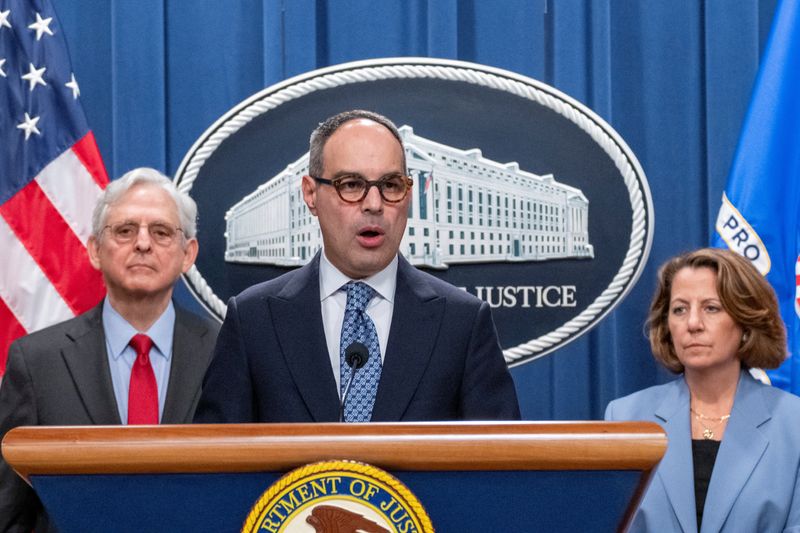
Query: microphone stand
339 342 369 422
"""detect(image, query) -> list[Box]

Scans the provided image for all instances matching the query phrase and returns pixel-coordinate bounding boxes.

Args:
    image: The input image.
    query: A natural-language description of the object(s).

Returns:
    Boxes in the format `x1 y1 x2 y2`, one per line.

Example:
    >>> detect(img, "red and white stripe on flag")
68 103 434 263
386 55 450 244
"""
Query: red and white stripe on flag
0 133 108 373
0 0 109 374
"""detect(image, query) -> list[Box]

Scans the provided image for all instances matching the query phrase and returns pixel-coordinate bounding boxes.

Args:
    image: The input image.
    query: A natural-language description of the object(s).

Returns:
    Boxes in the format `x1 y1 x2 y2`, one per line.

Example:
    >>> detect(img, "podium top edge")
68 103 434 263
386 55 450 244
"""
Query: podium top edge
3 421 667 477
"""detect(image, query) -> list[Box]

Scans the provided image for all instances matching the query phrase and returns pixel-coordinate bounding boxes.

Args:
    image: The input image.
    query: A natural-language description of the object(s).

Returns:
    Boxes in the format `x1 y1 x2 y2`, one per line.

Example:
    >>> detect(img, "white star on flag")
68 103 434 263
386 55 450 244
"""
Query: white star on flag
65 73 80 99
21 62 47 91
0 9 11 29
17 112 42 140
28 12 54 41
0 0 110 377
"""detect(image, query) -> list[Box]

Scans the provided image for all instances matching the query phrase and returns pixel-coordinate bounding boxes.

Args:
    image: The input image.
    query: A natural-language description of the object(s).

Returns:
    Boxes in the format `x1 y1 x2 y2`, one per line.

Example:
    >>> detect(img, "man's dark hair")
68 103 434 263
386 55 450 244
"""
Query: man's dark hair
308 110 407 177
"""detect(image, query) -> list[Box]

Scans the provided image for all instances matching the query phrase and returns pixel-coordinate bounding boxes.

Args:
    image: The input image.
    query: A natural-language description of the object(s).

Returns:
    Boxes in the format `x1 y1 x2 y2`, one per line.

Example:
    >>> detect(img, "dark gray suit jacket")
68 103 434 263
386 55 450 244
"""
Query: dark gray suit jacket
194 253 520 423
0 302 219 533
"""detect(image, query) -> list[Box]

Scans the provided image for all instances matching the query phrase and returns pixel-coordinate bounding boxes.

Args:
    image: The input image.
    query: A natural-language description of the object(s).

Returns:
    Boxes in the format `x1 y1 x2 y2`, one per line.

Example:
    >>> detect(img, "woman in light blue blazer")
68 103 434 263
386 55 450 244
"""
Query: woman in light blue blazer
606 248 800 533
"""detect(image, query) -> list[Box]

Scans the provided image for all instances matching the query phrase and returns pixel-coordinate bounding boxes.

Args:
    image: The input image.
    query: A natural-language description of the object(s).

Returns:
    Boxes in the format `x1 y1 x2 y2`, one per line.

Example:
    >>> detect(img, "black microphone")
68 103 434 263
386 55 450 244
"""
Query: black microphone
339 342 370 422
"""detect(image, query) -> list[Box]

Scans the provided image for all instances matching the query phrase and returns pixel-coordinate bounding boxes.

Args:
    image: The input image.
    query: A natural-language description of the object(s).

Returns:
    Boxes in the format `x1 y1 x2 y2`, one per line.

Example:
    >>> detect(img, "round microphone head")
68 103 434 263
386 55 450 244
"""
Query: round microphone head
345 342 369 369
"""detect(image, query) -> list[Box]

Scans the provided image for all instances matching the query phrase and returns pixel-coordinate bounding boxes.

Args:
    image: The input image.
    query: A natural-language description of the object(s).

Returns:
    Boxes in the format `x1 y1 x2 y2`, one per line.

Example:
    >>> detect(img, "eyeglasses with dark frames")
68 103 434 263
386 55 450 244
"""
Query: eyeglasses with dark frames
312 173 413 203
102 222 184 246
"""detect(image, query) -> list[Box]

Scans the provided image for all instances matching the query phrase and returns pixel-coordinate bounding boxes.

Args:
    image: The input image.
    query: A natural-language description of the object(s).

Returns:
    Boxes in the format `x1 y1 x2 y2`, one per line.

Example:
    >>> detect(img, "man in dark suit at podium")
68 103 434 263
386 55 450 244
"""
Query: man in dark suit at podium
195 110 520 424
0 168 219 532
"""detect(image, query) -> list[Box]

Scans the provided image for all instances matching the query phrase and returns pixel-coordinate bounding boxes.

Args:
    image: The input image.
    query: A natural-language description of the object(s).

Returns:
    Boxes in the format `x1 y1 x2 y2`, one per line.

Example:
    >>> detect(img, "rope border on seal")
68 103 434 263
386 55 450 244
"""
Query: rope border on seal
241 459 434 533
176 60 651 364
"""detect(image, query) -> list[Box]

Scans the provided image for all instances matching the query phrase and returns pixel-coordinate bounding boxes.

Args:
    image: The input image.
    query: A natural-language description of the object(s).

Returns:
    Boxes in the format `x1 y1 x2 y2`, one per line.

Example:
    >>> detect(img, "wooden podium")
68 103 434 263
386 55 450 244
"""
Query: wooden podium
3 422 665 532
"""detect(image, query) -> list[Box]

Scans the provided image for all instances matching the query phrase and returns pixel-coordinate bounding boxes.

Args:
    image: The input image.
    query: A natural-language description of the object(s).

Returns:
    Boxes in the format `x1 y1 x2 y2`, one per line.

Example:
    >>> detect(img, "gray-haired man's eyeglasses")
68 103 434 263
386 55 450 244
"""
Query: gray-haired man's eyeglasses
102 222 184 246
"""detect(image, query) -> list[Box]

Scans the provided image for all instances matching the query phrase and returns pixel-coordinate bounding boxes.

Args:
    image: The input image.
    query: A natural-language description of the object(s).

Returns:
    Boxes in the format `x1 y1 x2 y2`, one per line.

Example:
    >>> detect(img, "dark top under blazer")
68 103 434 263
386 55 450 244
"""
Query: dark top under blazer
0 302 219 533
606 370 800 533
194 253 520 423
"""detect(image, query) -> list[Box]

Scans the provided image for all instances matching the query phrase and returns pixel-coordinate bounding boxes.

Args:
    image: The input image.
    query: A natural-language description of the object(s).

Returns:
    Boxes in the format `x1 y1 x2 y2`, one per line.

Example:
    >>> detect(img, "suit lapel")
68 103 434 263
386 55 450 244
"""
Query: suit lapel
60 304 122 425
371 257 445 421
161 308 212 424
653 378 697 533
700 372 769 533
270 255 340 421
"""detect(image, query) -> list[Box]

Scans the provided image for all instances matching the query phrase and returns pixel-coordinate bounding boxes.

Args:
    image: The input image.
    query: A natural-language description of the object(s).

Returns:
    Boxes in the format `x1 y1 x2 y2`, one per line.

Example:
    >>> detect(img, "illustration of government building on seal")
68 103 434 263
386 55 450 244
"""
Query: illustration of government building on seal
224 126 593 269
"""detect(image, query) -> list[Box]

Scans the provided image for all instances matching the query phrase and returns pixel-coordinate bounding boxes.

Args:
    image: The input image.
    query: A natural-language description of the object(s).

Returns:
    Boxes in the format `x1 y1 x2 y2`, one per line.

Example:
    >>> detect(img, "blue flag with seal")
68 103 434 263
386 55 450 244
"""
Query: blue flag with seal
713 0 800 394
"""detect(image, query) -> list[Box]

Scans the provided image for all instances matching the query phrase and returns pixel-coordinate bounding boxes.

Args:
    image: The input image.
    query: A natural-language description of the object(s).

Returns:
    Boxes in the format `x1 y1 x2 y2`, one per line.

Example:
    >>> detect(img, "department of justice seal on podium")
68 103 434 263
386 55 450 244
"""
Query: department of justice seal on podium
242 460 434 533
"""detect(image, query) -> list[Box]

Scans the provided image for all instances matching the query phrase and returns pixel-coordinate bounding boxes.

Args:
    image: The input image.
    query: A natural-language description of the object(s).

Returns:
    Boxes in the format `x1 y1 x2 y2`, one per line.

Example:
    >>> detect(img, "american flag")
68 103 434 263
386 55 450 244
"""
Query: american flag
0 0 108 374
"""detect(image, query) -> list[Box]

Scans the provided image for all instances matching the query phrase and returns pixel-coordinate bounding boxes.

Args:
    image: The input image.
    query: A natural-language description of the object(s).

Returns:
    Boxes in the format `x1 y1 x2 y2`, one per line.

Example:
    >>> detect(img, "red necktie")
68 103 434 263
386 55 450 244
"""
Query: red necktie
128 334 158 424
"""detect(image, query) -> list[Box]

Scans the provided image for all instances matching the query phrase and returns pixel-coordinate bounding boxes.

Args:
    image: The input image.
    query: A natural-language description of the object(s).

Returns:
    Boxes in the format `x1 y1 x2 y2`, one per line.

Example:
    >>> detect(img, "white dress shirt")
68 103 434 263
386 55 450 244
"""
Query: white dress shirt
319 251 398 394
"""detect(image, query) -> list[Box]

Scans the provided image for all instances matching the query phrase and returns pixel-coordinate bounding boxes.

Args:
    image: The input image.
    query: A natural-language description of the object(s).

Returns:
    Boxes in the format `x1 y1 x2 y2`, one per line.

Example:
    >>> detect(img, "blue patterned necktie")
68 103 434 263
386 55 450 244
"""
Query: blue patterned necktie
339 281 382 422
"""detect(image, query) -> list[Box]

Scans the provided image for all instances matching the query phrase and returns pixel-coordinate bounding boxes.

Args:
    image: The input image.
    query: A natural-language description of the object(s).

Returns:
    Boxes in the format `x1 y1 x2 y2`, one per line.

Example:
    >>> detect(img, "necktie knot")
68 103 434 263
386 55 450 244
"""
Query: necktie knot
344 281 376 313
129 334 154 363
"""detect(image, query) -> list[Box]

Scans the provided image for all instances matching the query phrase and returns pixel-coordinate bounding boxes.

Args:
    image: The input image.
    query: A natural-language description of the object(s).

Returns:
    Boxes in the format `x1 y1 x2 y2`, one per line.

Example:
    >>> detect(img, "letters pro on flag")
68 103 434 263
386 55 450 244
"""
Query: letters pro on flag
713 0 800 393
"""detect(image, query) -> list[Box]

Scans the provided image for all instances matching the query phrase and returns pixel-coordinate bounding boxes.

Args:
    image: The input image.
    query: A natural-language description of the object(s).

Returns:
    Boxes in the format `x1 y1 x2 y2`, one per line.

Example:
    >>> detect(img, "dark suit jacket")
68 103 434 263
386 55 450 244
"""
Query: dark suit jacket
194 253 520 423
0 302 219 533
606 371 800 533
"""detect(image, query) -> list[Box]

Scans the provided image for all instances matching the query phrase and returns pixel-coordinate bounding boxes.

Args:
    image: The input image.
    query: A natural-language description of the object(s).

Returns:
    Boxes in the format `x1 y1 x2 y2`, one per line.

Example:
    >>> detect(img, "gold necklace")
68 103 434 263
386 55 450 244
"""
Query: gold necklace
690 407 731 440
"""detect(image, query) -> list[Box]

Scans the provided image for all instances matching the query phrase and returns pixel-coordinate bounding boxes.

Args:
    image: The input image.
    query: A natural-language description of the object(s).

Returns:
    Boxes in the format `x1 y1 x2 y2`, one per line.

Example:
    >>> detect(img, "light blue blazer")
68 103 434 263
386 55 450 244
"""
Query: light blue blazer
606 370 800 533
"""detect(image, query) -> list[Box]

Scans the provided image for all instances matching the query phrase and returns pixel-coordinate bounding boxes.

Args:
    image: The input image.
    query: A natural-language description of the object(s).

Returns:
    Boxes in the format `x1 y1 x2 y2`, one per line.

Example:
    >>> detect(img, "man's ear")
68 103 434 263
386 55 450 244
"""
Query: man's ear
301 175 318 215
180 238 199 273
87 236 102 270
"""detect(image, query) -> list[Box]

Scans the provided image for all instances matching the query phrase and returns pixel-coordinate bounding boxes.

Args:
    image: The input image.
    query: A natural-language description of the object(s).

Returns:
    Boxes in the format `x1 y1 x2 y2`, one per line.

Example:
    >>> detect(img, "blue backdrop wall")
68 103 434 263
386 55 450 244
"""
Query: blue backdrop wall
50 0 779 420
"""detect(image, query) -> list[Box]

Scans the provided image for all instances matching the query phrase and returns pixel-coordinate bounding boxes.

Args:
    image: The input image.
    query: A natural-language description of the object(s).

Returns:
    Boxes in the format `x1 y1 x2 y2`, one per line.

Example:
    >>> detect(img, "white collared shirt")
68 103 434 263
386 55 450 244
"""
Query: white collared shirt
319 251 398 394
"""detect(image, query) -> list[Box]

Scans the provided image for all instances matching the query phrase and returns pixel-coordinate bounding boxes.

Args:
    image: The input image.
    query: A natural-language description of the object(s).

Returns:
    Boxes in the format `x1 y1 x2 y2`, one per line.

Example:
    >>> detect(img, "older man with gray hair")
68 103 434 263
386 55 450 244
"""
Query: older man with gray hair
0 167 219 533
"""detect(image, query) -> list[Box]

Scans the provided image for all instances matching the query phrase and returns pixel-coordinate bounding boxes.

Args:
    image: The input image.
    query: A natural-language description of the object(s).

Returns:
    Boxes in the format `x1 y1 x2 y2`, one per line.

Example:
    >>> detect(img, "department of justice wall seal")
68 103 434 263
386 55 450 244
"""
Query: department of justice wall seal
176 57 653 366
242 460 433 533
